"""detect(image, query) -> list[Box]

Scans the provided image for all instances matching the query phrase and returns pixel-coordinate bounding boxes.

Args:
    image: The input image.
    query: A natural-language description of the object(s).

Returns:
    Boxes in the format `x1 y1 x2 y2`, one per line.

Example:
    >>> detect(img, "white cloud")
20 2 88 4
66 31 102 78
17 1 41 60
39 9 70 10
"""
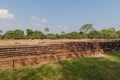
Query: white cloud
31 16 41 23
0 9 15 20
56 25 69 33
42 17 48 23
31 16 48 23
30 16 48 30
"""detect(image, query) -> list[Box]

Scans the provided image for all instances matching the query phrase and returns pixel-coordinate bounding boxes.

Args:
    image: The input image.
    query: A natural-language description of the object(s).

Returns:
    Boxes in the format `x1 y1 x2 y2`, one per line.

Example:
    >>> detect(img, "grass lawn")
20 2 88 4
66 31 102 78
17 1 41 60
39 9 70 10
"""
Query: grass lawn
0 52 120 80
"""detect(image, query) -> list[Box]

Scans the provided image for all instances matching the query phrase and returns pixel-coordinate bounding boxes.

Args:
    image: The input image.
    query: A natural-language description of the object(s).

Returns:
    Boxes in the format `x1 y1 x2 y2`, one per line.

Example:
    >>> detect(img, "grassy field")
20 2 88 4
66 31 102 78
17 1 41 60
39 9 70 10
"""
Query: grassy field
0 52 120 80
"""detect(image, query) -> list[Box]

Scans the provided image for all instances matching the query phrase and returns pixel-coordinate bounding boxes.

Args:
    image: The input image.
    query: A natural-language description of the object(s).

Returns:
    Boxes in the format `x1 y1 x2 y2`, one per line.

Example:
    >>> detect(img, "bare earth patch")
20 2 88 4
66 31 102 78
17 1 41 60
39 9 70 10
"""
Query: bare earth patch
89 54 106 57
0 39 117 45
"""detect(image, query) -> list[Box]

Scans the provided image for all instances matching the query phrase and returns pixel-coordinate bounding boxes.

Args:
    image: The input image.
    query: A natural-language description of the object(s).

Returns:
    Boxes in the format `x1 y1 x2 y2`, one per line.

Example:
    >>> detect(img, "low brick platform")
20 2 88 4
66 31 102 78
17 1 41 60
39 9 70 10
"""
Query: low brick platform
0 39 120 68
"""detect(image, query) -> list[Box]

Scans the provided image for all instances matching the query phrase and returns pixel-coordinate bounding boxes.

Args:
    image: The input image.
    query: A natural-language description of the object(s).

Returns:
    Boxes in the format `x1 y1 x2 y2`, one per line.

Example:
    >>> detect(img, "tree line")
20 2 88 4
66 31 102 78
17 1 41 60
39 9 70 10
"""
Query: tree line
0 24 120 39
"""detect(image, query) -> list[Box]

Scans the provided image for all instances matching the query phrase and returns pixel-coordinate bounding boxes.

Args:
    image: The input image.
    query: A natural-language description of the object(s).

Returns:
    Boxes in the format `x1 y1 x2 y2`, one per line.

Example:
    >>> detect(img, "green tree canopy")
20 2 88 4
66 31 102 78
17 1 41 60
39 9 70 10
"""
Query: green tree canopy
117 30 120 38
101 28 118 39
46 33 57 39
4 30 15 39
14 29 24 39
88 30 101 39
26 29 33 39
66 32 81 39
4 29 24 39
31 30 45 39
80 24 94 34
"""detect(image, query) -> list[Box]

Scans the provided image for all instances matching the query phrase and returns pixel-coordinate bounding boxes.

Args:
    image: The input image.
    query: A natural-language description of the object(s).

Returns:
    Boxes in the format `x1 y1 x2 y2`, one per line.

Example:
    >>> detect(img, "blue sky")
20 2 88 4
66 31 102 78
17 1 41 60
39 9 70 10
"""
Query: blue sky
0 0 120 33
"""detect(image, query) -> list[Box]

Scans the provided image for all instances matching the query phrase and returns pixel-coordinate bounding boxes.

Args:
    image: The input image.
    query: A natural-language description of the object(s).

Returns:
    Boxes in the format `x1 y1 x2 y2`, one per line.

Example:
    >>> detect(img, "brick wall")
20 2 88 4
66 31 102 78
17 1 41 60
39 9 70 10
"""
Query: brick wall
0 40 120 68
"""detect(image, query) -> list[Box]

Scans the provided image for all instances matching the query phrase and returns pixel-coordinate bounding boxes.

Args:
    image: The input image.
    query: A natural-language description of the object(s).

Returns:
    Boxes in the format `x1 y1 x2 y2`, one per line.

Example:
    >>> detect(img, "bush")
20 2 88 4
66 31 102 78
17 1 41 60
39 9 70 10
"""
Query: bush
46 34 57 39
0 35 3 39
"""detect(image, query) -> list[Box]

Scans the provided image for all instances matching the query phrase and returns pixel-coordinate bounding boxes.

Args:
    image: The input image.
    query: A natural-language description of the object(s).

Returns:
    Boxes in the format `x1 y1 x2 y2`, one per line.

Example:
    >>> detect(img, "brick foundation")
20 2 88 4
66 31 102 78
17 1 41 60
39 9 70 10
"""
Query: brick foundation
0 40 120 68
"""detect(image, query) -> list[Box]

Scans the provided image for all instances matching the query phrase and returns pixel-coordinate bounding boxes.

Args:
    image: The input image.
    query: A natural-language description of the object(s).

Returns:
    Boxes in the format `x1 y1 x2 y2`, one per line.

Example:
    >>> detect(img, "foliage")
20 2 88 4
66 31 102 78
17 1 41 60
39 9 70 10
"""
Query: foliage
0 30 3 39
61 31 66 34
80 24 94 34
26 29 33 39
55 34 61 39
1 24 120 39
26 29 45 39
4 29 24 39
0 30 2 35
116 30 120 38
45 27 49 33
88 30 101 39
46 33 57 39
101 28 118 39
4 30 14 39
31 30 45 39
14 29 24 39
67 32 81 39
0 35 3 39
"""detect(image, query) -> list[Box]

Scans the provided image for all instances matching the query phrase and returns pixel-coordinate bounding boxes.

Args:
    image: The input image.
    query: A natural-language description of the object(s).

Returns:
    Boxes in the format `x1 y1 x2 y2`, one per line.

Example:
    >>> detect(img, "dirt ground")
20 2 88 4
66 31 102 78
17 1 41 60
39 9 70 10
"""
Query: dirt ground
0 39 117 45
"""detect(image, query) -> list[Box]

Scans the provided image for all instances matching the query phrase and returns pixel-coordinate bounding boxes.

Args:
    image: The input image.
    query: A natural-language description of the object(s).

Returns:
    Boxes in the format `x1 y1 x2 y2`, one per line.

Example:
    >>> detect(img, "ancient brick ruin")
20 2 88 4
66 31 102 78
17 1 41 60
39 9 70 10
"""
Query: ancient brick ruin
0 40 120 68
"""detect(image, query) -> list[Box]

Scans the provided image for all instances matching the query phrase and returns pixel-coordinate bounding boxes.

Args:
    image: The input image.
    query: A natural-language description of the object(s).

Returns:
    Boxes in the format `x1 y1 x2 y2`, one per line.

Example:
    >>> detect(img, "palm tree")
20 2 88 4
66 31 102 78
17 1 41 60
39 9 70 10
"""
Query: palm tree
61 31 65 34
0 30 2 35
45 27 49 34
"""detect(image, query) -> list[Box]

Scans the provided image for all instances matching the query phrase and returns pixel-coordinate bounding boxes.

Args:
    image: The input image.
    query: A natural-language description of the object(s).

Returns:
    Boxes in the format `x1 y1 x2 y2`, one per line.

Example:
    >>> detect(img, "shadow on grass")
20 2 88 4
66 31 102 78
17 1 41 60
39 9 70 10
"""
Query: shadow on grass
58 52 120 80
108 51 120 58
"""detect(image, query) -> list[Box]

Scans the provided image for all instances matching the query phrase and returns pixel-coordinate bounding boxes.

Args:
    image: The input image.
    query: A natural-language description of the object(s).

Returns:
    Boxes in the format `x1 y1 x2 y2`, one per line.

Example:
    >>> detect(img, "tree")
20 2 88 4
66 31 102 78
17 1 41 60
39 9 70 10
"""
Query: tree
55 34 61 39
4 29 24 39
117 30 120 38
61 31 65 34
31 30 45 39
100 28 118 39
88 30 101 39
45 27 49 34
0 30 3 39
14 29 24 39
0 30 2 35
80 24 94 34
79 34 88 39
46 33 57 39
66 32 81 39
4 30 15 39
26 29 33 39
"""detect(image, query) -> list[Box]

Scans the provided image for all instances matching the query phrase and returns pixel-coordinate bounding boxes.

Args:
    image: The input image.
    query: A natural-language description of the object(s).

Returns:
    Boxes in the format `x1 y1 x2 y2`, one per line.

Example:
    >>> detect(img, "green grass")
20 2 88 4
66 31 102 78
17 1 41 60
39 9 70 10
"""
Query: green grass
0 52 120 80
